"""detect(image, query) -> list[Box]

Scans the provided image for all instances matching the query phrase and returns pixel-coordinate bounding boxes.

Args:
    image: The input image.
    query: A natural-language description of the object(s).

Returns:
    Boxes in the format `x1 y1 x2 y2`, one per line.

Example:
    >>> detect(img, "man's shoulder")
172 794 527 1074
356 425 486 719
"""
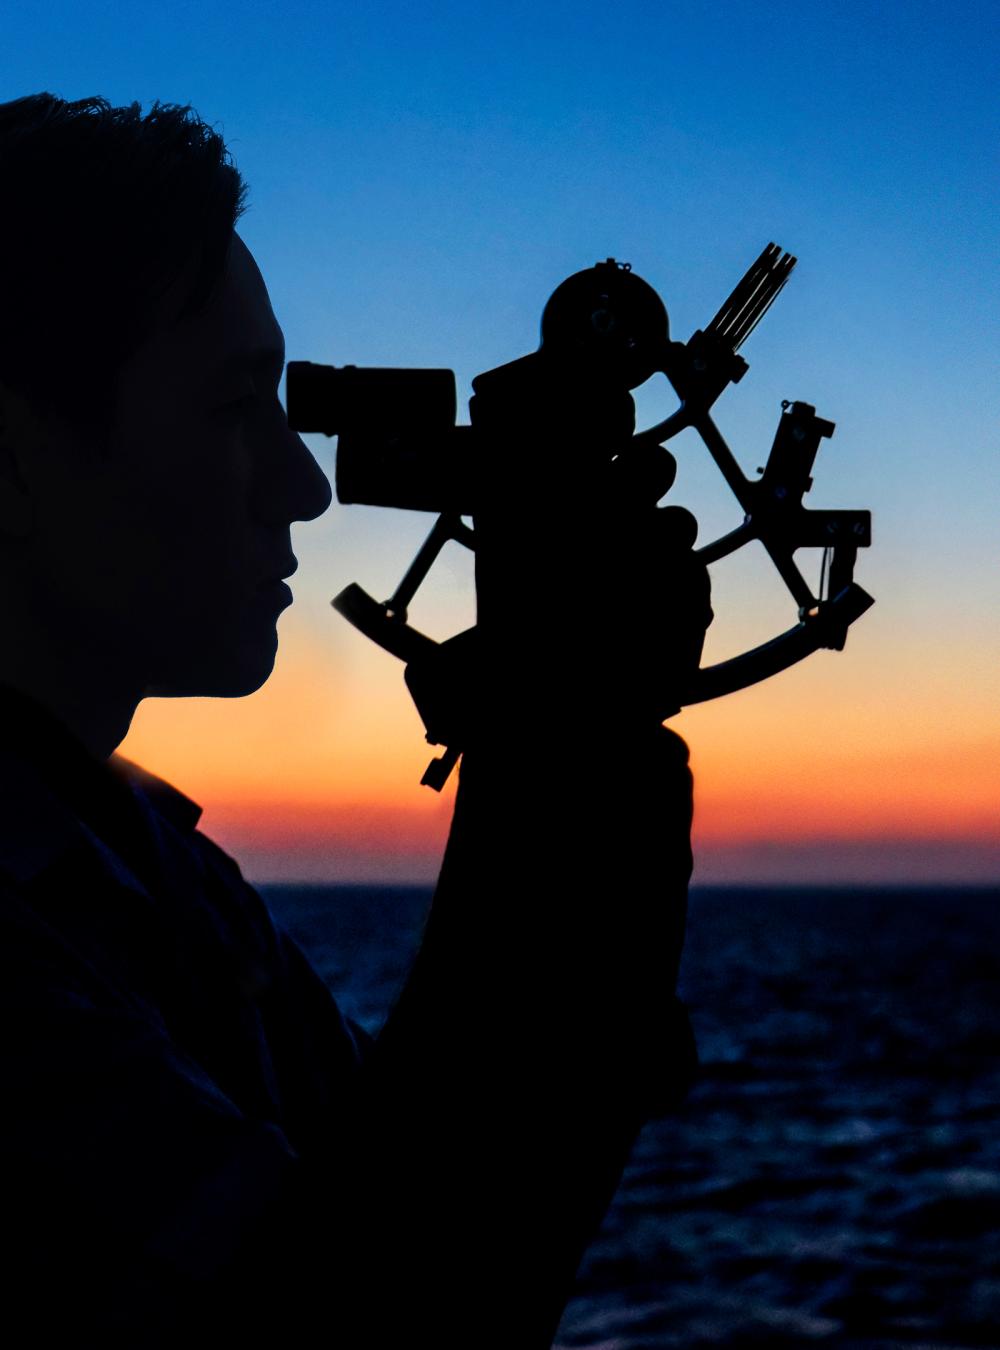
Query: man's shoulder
109 753 205 833
109 753 254 905
0 746 276 1000
110 756 292 981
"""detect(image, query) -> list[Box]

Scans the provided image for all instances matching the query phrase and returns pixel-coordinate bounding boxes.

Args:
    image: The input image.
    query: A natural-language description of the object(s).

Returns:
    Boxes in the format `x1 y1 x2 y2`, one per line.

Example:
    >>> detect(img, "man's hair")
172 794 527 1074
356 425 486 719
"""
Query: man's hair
0 93 249 446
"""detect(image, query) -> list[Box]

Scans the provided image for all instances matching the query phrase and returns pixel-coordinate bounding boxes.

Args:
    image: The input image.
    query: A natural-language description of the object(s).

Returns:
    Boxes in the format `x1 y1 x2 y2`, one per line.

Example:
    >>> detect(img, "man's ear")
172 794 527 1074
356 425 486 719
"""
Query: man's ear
0 387 37 540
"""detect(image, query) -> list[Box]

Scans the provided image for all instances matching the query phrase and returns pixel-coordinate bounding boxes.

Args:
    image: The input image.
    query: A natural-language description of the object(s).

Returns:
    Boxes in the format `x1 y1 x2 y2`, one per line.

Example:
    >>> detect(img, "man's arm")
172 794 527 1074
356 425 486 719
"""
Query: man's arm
318 352 709 1347
339 734 696 1347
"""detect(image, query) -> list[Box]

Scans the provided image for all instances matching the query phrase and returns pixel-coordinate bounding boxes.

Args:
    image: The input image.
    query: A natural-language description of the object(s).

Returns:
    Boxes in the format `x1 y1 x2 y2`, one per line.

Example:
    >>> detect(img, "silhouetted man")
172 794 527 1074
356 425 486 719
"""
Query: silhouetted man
0 93 709 1347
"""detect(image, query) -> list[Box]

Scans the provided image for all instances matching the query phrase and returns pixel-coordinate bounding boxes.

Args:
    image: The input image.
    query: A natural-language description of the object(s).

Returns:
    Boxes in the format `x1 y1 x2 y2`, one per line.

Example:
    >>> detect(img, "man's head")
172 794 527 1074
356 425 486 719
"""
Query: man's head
0 94 331 736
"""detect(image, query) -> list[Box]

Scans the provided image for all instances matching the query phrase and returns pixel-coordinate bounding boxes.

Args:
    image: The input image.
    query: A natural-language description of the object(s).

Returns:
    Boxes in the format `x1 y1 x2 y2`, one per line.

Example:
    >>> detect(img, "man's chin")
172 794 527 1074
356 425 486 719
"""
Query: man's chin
144 646 278 699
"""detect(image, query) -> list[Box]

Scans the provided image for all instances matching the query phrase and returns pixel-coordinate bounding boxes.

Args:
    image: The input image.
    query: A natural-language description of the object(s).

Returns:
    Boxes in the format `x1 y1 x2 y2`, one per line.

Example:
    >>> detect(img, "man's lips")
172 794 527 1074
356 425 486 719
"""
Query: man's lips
258 558 298 588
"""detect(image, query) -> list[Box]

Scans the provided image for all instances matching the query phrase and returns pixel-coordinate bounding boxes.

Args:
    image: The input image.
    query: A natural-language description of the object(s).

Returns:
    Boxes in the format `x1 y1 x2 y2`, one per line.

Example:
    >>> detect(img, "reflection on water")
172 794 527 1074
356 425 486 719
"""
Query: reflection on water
261 883 1000 1348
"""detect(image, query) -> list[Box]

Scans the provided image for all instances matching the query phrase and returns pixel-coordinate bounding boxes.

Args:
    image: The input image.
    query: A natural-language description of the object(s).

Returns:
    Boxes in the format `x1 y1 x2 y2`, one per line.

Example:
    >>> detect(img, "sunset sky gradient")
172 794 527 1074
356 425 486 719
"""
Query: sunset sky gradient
5 0 997 884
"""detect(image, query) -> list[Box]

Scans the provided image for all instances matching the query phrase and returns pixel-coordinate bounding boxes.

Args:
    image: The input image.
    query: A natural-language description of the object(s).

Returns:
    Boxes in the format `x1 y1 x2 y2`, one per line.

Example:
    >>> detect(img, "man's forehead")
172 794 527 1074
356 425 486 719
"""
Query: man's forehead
198 235 284 366
145 234 285 385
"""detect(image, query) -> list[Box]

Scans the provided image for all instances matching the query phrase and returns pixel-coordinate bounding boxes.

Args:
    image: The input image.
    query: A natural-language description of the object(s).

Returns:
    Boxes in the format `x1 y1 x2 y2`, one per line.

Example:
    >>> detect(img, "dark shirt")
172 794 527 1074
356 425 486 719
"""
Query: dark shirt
0 682 698 1347
0 682 371 1343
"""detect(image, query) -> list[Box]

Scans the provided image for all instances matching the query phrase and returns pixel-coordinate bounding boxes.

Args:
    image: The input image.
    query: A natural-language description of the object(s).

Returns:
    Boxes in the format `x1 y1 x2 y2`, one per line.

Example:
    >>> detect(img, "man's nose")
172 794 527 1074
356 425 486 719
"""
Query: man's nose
255 421 333 525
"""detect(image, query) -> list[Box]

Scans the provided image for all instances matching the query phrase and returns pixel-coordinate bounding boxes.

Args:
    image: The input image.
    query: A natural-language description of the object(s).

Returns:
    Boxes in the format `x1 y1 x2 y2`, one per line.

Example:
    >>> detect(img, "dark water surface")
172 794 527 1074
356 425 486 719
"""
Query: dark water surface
259 884 1000 1348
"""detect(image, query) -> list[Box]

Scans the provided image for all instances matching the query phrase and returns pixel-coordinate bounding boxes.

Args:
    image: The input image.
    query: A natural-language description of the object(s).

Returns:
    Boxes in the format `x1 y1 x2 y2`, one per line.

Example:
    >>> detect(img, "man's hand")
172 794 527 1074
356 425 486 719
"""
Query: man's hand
405 348 713 752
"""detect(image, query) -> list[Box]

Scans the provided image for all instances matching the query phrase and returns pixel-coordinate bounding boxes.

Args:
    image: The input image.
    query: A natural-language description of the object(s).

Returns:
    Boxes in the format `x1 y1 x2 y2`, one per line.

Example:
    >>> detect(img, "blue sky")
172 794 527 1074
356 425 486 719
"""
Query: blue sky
6 2 995 554
2 0 997 880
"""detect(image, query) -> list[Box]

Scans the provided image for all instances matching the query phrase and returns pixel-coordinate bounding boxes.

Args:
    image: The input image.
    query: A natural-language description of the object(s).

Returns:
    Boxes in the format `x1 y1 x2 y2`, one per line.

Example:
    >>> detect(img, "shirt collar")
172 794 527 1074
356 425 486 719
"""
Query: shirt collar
110 754 204 833
0 682 203 886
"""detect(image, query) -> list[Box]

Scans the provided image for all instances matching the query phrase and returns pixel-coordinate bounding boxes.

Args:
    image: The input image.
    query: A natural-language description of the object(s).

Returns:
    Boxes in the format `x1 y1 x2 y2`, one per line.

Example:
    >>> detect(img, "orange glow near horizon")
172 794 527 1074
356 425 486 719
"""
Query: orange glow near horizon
116 603 1000 887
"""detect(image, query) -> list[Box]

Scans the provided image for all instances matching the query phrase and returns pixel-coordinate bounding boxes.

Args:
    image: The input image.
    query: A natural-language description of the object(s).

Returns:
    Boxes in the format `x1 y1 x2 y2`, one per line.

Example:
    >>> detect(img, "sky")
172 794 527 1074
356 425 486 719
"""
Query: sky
3 0 997 884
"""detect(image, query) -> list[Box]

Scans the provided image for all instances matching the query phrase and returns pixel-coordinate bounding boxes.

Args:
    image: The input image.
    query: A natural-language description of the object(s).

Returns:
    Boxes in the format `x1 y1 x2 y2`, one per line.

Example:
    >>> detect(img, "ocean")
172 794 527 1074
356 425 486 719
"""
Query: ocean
259 883 1000 1348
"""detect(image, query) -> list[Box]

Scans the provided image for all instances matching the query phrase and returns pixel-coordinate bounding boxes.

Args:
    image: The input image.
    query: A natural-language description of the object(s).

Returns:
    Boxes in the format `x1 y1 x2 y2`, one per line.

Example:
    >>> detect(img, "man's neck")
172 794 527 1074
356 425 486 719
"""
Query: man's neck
0 583 147 760
0 669 139 762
